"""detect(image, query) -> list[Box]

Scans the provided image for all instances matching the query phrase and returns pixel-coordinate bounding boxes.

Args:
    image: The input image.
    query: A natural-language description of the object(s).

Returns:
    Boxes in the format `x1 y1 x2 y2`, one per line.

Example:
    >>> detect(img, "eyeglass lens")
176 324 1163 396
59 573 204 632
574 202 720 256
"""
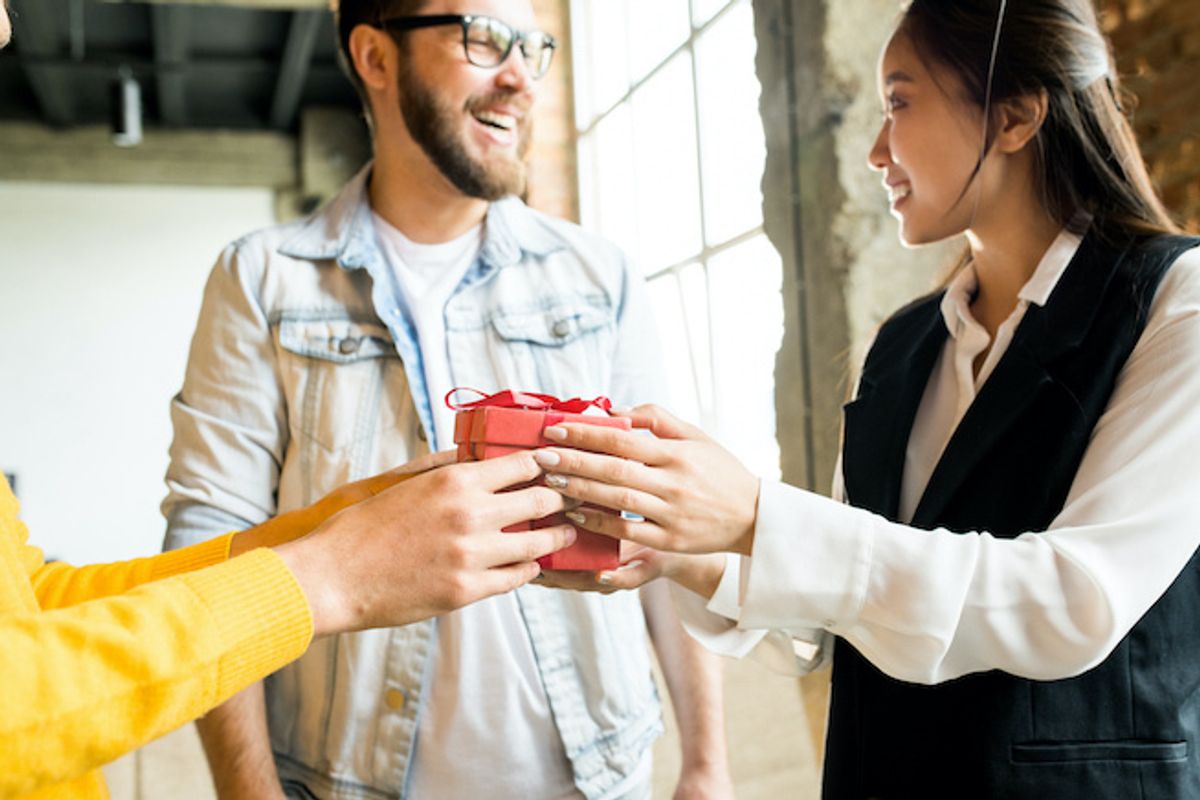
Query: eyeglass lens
464 16 554 77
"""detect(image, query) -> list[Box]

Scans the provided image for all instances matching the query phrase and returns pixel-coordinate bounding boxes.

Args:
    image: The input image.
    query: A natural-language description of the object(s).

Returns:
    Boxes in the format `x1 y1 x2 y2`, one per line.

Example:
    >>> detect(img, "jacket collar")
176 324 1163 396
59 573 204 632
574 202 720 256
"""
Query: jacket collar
939 225 1085 342
277 163 566 271
843 223 1131 524
910 225 1132 525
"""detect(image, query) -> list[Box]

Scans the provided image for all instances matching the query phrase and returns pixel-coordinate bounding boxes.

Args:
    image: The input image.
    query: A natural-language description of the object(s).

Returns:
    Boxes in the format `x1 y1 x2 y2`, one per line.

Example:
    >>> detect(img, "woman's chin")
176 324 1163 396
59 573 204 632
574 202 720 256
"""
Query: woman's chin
896 217 962 249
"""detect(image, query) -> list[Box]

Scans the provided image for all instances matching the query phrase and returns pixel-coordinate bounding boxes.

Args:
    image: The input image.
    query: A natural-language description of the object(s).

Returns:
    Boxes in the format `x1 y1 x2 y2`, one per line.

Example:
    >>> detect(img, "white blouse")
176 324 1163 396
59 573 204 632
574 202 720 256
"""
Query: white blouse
674 231 1200 685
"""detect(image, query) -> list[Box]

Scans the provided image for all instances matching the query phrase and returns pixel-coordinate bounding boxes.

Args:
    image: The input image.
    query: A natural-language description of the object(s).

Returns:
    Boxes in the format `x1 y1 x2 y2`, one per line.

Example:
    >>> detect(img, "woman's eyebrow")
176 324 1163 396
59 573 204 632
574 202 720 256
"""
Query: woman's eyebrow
885 70 916 86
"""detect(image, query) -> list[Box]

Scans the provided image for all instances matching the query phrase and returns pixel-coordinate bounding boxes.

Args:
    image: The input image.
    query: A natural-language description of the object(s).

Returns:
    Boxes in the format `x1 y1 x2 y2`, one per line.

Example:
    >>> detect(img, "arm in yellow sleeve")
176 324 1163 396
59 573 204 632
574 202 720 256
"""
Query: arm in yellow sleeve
27 464 425 610
0 549 313 799
28 532 236 609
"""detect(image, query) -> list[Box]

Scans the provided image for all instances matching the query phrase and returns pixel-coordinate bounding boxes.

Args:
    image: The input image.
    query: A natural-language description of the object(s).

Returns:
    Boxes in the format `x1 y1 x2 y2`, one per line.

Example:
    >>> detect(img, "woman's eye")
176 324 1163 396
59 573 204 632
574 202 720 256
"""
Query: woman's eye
885 95 907 115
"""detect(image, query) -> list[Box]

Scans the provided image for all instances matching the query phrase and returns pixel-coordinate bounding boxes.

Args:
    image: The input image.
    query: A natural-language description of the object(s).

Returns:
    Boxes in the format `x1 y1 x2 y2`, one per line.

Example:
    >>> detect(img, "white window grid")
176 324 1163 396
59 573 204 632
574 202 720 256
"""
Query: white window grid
570 0 784 477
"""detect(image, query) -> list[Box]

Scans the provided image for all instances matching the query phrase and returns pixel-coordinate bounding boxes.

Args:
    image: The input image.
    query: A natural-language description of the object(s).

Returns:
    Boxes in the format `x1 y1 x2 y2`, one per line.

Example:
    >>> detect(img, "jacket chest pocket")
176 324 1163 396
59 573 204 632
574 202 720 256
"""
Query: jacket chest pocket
276 317 408 452
474 301 616 397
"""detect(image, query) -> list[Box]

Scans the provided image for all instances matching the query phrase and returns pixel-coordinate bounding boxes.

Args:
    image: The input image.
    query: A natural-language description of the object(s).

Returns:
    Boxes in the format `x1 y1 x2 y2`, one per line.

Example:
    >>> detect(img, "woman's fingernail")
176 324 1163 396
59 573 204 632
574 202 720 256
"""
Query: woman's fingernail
563 526 578 544
545 474 569 489
597 572 614 585
533 450 561 468
543 426 567 441
565 510 586 526
619 559 645 572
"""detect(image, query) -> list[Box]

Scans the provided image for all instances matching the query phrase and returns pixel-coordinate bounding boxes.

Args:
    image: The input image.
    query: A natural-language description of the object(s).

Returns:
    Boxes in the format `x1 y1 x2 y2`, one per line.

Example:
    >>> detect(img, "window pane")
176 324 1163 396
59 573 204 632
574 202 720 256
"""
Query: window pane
628 0 691 82
695 1 767 244
573 0 632 127
706 235 784 478
647 270 703 424
692 0 731 28
589 103 638 259
678 262 714 420
631 52 703 272
576 130 598 231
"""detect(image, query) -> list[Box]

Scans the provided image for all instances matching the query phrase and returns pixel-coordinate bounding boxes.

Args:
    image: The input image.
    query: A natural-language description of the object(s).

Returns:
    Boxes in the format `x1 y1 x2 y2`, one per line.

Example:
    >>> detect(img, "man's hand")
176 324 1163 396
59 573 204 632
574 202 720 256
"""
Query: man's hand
230 450 457 556
532 405 760 555
673 764 737 800
276 451 576 636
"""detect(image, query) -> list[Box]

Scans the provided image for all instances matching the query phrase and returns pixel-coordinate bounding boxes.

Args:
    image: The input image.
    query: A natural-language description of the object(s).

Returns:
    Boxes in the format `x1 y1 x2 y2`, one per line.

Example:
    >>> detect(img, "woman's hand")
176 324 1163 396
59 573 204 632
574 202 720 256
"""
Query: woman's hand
532 405 760 556
536 543 728 600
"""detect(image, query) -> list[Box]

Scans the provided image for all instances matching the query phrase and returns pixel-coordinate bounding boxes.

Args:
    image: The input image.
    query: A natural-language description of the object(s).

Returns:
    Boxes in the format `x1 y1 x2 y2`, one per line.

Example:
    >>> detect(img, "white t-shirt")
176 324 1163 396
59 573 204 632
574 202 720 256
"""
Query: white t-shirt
373 213 582 799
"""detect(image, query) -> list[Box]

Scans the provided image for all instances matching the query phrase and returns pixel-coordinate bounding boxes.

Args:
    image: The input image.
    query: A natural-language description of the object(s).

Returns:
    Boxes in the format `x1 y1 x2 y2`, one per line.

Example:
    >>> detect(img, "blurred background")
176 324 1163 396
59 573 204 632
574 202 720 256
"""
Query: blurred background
0 0 1196 797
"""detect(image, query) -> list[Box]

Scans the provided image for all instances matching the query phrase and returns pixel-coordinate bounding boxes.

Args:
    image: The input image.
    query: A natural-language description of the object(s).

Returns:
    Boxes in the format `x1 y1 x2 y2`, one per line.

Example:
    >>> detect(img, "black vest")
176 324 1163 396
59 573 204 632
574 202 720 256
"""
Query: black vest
826 231 1200 799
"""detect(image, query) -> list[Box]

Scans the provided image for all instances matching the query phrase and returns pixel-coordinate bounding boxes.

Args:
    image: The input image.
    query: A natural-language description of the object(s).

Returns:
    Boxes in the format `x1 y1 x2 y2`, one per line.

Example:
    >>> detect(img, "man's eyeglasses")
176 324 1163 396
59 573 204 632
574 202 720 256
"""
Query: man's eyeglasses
377 14 557 80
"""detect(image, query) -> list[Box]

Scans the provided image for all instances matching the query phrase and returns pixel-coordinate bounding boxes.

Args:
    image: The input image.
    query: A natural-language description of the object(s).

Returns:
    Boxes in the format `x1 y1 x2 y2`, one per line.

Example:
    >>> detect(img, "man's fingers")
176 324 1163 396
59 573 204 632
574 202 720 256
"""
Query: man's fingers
485 524 578 566
619 404 703 441
475 561 544 599
541 421 670 466
490 486 568 528
454 450 543 491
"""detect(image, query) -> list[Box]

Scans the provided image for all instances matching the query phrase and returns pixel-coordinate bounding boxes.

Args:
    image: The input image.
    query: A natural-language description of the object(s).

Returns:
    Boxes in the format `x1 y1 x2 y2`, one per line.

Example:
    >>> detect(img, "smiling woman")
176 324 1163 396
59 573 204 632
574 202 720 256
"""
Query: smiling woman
543 0 1200 797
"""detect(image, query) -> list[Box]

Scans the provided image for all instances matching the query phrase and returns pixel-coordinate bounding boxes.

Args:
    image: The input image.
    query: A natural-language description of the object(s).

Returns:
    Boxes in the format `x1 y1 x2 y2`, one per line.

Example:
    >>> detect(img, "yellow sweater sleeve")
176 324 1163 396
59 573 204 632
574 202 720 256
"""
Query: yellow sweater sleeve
28 531 237 609
0 549 312 799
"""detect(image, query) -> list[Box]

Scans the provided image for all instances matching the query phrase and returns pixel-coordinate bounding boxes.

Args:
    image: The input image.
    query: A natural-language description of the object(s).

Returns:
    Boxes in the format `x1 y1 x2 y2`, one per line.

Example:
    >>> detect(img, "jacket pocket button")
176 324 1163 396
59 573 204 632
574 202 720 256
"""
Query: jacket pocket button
339 337 361 355
552 320 572 338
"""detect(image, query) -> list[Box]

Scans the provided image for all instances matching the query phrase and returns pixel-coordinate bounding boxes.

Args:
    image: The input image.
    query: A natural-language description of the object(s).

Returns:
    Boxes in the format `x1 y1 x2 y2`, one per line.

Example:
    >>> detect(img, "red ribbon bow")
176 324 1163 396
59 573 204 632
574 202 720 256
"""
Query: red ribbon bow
445 387 614 415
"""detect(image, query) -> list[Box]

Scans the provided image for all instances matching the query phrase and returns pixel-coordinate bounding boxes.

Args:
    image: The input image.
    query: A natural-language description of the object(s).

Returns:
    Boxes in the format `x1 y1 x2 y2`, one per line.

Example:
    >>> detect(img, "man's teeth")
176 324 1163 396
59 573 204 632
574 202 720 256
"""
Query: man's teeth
475 111 516 131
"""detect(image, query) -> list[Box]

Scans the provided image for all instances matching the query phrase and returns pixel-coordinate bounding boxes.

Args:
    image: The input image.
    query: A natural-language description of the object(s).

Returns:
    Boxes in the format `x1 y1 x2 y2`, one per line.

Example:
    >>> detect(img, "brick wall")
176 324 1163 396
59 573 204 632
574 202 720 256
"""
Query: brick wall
525 0 579 223
1102 0 1200 232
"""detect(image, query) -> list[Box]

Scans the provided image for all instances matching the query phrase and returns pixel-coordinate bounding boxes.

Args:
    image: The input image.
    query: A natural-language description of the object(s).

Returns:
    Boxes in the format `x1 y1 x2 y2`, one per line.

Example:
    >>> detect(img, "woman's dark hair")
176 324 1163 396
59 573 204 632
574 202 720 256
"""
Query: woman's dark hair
899 0 1179 240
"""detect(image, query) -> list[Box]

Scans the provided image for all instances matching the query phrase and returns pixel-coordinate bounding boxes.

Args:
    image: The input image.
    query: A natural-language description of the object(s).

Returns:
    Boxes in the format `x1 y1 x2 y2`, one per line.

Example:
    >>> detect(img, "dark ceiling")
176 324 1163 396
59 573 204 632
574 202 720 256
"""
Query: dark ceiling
0 0 359 131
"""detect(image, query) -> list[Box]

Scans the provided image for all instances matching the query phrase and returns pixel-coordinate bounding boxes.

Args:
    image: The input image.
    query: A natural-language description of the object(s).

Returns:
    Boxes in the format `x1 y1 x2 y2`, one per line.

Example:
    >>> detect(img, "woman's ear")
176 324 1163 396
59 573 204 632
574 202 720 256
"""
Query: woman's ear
349 23 393 93
995 88 1049 154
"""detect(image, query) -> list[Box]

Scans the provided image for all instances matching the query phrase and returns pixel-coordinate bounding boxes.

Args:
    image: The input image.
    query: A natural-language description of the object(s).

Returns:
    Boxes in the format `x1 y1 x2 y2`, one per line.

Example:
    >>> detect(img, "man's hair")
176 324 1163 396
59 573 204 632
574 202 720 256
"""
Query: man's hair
336 0 426 107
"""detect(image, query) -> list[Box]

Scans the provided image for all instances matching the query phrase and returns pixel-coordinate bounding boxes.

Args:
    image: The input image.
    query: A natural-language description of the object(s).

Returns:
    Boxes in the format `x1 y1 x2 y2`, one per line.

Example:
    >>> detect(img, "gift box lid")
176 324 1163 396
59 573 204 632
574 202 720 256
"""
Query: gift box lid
453 405 631 447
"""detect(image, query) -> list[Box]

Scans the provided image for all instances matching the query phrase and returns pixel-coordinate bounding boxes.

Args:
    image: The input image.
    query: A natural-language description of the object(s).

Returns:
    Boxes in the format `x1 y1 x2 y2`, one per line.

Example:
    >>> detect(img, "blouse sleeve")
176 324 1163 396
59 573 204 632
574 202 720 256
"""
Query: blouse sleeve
737 247 1200 685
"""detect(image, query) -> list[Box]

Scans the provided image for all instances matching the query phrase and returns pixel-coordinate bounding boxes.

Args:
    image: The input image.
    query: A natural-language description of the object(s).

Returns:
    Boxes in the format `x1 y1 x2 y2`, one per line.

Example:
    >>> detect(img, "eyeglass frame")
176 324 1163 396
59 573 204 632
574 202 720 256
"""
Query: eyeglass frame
375 14 557 79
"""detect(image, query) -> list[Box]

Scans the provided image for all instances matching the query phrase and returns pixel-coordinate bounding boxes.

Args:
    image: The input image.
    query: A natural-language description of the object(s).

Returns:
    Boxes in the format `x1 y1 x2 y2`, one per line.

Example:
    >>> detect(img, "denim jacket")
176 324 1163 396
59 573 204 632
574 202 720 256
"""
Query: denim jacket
162 168 666 799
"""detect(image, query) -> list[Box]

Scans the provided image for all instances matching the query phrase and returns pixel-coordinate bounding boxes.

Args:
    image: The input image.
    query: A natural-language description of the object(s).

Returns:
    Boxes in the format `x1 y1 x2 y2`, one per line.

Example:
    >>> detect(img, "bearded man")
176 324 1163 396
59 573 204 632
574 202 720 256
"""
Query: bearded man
161 1 732 798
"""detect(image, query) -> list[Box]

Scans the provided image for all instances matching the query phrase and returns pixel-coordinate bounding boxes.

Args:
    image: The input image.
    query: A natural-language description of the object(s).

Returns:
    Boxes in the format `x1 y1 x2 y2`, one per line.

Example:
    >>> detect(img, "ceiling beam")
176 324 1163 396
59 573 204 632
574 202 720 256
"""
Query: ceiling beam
270 10 324 129
151 5 190 127
100 0 328 9
18 53 345 81
10 0 75 125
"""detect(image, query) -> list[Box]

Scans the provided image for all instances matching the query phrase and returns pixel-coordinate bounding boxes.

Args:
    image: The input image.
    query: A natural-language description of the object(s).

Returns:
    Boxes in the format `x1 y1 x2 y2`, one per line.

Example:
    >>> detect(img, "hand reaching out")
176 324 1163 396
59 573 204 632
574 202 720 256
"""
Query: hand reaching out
532 404 761 556
275 451 576 636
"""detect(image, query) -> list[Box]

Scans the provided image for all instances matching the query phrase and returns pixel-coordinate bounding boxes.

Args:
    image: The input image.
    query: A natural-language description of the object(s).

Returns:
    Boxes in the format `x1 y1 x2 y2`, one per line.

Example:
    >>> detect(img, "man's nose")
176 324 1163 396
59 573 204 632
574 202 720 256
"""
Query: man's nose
495 44 536 95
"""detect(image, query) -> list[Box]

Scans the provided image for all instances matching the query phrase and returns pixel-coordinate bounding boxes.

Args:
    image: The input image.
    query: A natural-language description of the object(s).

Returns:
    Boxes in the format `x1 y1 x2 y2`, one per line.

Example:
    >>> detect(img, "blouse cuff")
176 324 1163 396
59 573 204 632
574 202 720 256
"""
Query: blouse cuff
739 480 875 631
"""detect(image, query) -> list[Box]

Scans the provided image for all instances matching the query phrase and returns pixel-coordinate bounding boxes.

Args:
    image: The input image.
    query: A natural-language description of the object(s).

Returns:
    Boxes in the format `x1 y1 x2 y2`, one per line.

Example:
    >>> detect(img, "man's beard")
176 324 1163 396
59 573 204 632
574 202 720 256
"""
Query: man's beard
398 65 532 202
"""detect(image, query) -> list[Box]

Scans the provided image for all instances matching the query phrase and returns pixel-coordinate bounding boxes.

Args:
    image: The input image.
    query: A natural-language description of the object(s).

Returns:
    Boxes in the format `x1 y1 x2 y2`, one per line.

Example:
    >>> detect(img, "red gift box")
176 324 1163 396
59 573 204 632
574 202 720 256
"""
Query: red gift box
449 389 631 571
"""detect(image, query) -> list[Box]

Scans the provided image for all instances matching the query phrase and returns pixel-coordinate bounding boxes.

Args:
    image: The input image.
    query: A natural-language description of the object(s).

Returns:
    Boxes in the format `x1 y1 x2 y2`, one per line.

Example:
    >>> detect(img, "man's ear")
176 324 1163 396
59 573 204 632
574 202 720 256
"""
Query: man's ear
349 23 394 93
995 88 1049 154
